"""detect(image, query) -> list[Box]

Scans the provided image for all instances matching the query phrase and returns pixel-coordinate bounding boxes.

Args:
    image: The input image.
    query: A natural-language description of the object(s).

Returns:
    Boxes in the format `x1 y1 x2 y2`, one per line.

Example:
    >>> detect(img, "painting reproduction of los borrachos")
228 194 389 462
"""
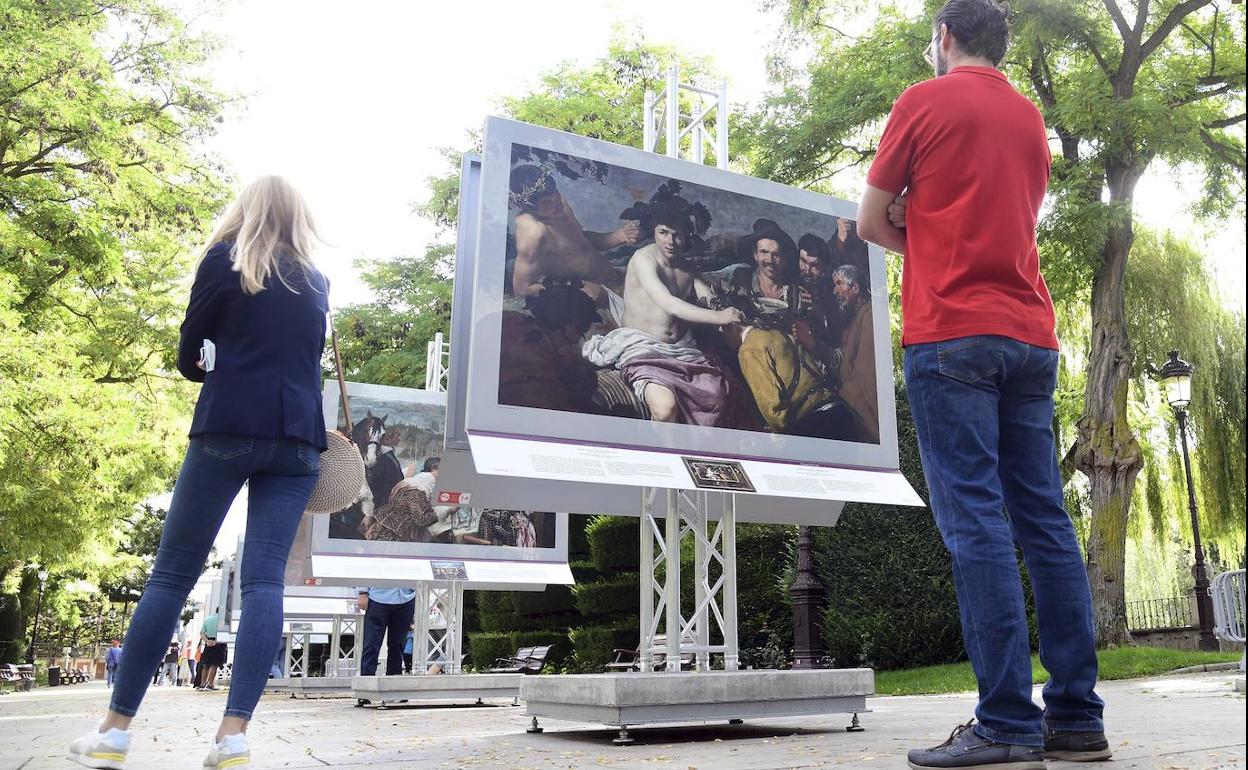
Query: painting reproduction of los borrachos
498 143 881 445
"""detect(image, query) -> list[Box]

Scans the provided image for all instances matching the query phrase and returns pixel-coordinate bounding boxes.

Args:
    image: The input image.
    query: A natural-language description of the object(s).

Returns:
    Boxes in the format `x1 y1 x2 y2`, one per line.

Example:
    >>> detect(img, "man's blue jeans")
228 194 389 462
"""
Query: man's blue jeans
903 336 1104 747
110 435 319 720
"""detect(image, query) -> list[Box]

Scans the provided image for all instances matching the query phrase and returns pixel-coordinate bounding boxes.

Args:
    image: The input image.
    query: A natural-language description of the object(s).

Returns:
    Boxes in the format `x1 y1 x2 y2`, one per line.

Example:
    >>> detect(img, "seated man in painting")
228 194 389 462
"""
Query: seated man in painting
728 219 798 302
582 187 747 426
509 164 639 317
830 264 880 444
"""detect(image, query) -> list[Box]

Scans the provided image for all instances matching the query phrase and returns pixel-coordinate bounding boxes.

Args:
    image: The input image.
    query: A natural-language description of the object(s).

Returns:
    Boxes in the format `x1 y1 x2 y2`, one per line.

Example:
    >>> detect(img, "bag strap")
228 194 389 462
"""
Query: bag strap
328 310 354 431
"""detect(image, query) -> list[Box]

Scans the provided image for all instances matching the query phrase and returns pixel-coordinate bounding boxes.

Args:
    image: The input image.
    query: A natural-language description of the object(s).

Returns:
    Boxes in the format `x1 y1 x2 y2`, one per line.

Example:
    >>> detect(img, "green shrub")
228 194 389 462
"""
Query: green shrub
569 514 593 560
477 608 545 633
570 621 638 672
570 559 599 583
736 524 796 666
572 573 639 618
467 630 571 670
587 516 639 573
816 383 965 670
467 632 518 669
511 584 575 618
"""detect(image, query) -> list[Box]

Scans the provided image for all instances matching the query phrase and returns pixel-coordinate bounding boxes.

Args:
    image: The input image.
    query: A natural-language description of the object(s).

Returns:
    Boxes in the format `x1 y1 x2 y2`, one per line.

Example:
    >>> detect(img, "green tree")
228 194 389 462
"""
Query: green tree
751 0 1245 645
0 0 231 570
332 245 454 389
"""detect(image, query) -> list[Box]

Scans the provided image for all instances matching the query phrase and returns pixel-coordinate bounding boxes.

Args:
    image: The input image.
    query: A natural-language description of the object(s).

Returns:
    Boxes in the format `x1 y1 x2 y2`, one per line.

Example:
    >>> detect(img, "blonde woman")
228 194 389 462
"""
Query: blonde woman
70 177 329 770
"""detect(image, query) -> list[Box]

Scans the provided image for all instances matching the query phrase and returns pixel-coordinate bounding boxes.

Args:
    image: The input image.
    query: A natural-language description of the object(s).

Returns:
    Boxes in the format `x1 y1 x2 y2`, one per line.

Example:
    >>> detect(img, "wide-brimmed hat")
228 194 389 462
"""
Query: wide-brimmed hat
738 218 797 264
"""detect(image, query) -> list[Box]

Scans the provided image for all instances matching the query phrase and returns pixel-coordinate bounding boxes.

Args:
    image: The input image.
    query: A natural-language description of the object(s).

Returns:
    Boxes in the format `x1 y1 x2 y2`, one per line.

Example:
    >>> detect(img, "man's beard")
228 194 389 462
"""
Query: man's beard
936 49 950 77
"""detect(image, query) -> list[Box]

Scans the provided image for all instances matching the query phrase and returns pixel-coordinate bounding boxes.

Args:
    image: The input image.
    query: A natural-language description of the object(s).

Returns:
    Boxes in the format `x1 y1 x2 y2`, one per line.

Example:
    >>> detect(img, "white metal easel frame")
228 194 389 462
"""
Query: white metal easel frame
639 68 739 673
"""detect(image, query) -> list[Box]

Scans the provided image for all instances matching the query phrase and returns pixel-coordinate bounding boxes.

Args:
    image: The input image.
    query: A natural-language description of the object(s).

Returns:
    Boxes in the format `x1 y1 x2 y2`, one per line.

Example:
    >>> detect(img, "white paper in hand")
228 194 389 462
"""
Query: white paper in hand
199 338 216 372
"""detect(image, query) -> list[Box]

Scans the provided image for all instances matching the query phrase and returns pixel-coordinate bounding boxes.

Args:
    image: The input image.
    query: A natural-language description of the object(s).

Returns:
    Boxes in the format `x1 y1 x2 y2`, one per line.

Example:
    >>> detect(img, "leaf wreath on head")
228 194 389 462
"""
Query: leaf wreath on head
618 178 714 254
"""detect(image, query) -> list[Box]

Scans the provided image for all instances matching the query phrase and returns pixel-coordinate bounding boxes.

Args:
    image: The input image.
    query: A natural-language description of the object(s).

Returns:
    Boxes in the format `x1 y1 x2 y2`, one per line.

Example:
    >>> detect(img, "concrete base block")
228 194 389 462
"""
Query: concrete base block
522 668 874 737
352 673 523 706
266 676 355 698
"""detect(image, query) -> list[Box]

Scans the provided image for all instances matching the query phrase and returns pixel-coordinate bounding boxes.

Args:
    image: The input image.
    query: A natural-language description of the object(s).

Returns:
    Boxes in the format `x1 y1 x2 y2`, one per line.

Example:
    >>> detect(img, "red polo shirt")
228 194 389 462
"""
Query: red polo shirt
867 66 1058 349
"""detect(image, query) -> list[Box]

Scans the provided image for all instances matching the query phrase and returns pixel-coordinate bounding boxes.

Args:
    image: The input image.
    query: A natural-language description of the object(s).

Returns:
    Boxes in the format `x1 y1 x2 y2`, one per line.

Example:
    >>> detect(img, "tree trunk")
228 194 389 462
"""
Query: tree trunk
1074 162 1145 647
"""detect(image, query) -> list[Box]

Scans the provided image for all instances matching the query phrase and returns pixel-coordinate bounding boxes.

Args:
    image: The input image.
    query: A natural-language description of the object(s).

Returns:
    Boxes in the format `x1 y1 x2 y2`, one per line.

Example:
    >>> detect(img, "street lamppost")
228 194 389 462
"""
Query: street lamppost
25 568 49 665
789 526 826 669
1157 350 1218 652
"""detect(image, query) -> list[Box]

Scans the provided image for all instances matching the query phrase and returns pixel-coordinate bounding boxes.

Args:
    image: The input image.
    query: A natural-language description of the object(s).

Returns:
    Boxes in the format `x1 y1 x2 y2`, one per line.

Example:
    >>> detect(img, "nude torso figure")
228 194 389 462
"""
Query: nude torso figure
512 199 631 298
622 244 700 343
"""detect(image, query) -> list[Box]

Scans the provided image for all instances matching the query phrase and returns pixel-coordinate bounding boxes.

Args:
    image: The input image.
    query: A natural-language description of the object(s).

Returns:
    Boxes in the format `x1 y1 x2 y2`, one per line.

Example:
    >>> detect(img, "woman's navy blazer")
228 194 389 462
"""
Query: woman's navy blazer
177 241 329 450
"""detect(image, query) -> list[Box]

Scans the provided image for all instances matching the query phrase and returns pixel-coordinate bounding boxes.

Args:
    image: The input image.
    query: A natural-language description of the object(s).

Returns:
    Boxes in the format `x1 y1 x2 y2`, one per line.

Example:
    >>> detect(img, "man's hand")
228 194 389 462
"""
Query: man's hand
357 593 369 611
716 307 746 326
887 193 908 229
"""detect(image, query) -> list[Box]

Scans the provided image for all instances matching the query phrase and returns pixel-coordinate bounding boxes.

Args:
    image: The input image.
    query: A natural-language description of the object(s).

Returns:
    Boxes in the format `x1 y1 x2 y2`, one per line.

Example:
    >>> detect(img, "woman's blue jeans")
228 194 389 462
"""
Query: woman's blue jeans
903 336 1104 747
110 435 319 720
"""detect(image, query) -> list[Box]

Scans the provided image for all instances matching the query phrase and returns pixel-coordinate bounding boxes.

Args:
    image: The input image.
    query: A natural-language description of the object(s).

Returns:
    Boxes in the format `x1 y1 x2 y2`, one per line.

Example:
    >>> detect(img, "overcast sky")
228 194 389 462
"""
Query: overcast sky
191 0 1244 558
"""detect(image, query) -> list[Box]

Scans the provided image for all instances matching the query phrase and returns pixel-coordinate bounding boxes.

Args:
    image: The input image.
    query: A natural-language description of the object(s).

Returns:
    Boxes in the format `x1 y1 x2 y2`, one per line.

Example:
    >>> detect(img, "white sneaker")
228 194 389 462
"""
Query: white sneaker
203 733 250 769
68 726 130 769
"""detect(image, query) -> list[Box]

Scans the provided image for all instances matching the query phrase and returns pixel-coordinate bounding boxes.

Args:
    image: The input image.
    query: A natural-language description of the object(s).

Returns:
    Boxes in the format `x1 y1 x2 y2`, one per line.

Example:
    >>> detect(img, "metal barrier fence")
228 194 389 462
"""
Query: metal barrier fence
1126 596 1193 631
1211 569 1245 671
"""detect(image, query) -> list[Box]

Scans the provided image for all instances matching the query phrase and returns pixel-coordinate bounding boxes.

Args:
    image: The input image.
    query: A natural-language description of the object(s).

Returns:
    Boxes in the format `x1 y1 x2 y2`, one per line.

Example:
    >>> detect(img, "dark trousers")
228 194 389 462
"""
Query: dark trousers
360 598 415 676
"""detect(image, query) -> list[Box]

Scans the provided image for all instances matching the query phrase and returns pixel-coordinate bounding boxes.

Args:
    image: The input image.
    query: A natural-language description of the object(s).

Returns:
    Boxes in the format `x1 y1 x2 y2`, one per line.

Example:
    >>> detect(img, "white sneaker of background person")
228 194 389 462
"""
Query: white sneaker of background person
68 725 130 769
202 732 250 769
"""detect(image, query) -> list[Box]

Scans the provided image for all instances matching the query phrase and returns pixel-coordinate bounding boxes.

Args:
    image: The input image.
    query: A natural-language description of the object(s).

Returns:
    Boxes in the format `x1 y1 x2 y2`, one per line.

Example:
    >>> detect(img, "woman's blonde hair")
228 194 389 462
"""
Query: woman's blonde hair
202 175 320 294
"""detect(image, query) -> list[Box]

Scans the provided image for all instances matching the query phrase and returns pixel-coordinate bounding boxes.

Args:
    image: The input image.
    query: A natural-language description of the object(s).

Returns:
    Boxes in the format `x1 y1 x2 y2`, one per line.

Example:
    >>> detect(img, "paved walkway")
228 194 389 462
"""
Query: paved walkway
0 671 1243 769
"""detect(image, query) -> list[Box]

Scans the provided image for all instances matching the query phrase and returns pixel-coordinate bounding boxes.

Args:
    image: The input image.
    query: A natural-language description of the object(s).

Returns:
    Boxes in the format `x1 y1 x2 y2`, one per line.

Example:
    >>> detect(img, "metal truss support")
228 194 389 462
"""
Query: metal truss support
425 331 450 392
413 581 464 674
643 65 729 170
326 613 360 677
282 630 310 678
639 489 739 672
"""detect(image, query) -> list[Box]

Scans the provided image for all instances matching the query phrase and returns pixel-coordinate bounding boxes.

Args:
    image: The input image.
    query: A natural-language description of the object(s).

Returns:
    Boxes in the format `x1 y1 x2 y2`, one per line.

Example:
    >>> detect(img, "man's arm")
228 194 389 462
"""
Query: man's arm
512 218 546 298
584 220 640 251
635 256 743 326
856 185 907 254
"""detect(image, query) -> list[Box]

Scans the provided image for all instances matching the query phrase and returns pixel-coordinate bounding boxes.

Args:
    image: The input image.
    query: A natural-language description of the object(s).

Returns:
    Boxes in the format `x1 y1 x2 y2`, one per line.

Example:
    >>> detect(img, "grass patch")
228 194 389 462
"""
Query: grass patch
875 646 1241 696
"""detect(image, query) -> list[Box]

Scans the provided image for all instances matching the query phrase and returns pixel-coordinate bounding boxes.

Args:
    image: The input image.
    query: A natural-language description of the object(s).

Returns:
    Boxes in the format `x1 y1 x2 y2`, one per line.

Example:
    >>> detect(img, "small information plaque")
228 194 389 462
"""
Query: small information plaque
430 560 469 580
682 458 755 492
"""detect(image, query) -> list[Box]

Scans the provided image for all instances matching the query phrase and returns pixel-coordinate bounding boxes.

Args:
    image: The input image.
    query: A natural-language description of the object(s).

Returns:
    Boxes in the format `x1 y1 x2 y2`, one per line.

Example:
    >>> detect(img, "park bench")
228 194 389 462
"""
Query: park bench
1 664 36 691
0 664 21 692
606 635 696 672
487 645 552 674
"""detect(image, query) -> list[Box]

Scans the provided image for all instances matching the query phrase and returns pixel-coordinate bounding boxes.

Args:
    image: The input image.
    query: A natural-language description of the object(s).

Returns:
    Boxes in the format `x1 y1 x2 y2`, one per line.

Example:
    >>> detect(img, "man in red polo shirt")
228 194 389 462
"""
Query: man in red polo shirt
857 1 1108 767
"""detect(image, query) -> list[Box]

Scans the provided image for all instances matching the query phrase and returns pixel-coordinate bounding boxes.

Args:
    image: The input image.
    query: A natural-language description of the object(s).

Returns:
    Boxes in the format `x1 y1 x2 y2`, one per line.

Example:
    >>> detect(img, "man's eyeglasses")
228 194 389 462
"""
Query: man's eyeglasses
924 34 939 67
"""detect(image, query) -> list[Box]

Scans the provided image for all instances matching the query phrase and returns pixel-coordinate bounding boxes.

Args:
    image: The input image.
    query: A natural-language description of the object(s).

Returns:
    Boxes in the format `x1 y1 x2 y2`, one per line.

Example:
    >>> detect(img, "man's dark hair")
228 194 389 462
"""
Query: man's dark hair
934 0 1009 66
422 456 441 473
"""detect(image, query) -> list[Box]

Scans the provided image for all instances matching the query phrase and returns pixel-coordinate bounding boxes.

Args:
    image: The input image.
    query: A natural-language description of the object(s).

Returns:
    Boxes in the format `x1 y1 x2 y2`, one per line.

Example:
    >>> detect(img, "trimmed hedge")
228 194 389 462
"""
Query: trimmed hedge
570 559 599 583
572 573 639 618
511 584 575 617
477 608 548 633
816 383 966 671
586 516 639 574
570 621 639 672
568 513 593 560
736 524 796 669
467 630 569 669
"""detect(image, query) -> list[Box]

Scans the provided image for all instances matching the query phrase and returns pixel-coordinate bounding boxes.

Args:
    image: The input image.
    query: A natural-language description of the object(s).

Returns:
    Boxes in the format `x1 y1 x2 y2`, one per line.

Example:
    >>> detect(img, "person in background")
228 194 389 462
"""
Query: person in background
196 627 227 692
104 641 122 689
70 176 330 770
356 587 416 680
402 626 414 674
181 639 195 687
160 643 179 687
856 1 1106 767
